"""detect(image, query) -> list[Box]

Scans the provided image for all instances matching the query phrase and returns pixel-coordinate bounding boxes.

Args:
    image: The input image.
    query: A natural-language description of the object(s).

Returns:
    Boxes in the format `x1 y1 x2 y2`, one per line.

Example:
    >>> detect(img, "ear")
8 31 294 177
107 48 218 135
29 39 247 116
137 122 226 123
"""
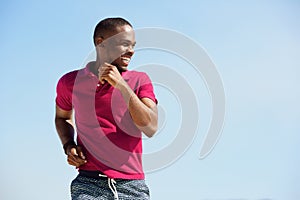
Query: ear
95 37 104 47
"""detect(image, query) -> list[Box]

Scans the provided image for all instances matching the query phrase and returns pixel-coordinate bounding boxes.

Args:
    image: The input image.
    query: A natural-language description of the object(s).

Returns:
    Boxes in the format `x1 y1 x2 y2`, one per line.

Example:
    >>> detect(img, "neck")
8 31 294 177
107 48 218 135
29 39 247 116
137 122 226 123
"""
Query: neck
88 61 101 76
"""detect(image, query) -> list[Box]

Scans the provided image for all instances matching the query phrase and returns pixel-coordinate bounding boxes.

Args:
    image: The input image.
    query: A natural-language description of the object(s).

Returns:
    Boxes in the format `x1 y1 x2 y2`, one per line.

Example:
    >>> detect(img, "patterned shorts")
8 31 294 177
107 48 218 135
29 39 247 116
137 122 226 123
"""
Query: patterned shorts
71 174 150 200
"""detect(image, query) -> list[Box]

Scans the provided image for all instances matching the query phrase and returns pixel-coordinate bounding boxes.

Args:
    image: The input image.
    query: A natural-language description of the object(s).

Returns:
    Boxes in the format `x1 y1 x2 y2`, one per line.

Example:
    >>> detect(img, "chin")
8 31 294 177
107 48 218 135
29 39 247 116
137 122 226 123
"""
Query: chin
115 64 128 72
111 60 129 72
119 66 128 72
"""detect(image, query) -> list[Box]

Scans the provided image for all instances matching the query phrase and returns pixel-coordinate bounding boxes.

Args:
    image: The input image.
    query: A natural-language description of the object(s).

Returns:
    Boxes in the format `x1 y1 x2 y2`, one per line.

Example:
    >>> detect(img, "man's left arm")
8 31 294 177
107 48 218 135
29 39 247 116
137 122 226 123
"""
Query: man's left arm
99 63 158 137
119 87 158 137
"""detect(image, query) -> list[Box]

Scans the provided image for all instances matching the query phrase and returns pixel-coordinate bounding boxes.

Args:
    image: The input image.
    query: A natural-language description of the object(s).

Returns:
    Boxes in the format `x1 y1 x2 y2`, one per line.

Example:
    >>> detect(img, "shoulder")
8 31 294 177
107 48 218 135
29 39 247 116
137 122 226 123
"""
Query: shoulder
57 69 80 86
56 69 81 94
59 70 79 82
125 70 155 92
125 70 150 80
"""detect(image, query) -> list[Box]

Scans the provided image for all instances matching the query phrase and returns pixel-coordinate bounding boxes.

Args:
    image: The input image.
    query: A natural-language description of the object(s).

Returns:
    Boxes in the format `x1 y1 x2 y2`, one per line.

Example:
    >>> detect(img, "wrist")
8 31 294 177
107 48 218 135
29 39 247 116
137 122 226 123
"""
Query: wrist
115 78 128 90
63 140 76 155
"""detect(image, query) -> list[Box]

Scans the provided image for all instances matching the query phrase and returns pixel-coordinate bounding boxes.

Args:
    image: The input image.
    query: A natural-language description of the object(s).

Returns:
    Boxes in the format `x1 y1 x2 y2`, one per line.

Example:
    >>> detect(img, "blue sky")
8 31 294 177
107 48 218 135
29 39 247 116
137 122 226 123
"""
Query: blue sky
0 0 299 199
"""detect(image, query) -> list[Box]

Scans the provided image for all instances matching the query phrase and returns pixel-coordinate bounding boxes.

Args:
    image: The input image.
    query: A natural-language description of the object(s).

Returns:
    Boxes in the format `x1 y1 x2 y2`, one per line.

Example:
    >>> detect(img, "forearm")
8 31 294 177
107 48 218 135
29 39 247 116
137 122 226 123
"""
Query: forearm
118 82 157 137
55 117 75 145
55 113 86 165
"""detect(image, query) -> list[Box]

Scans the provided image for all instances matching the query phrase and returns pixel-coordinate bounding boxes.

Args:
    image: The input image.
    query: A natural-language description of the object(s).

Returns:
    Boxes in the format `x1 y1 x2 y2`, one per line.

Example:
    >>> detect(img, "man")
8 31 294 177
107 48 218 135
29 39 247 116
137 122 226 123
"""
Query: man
55 17 158 200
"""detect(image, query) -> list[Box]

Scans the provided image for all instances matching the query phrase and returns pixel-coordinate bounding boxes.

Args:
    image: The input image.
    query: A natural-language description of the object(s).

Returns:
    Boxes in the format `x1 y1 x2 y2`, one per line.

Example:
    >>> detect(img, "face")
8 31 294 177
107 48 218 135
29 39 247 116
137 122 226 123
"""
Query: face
97 25 136 72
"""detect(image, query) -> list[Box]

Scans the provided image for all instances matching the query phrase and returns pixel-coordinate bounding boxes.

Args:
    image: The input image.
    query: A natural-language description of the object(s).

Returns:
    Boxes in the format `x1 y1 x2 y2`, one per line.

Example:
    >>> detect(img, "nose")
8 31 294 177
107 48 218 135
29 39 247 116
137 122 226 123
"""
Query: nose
126 45 134 55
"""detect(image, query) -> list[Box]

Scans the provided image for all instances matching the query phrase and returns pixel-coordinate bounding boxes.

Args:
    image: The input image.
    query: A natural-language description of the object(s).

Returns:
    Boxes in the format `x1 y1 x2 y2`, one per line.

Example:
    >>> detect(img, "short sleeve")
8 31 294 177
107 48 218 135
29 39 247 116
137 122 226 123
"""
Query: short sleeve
55 74 73 111
137 73 157 104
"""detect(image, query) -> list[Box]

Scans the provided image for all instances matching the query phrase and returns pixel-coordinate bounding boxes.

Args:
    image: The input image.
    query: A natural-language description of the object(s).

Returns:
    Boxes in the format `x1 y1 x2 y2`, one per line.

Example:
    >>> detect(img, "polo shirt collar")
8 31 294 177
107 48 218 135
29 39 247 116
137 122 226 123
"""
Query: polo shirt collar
80 62 130 81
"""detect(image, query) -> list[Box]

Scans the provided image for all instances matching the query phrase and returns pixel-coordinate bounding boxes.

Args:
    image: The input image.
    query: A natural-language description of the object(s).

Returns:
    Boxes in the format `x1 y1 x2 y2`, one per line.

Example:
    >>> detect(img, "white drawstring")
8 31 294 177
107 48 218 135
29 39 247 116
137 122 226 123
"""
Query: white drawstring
108 178 119 200
99 174 119 200
98 174 107 178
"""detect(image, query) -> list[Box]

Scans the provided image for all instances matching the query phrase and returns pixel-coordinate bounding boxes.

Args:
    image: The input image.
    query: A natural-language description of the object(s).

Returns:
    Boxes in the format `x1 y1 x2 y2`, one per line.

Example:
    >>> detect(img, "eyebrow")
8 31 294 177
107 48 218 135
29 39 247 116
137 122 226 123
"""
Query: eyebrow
119 39 136 45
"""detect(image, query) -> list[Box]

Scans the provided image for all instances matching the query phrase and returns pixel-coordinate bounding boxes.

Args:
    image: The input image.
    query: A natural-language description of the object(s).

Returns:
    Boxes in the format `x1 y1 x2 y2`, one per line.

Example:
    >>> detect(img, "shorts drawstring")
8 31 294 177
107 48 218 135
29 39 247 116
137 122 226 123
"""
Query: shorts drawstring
108 178 119 200
99 174 119 200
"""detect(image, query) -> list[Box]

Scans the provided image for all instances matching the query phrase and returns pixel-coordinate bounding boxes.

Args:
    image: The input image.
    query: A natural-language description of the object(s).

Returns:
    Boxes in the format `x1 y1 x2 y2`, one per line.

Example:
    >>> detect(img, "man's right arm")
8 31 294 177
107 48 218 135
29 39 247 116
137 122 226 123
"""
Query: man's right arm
55 105 87 167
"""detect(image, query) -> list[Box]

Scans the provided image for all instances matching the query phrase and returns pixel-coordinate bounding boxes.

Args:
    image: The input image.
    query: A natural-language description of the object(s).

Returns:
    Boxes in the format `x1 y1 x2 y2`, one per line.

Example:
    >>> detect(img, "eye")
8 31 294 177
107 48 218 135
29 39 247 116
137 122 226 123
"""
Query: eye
121 42 130 47
119 41 135 49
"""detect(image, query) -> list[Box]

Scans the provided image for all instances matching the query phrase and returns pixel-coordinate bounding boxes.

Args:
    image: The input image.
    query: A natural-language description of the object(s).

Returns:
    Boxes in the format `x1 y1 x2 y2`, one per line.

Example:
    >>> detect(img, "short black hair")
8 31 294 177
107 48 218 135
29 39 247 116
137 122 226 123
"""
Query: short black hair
93 17 132 45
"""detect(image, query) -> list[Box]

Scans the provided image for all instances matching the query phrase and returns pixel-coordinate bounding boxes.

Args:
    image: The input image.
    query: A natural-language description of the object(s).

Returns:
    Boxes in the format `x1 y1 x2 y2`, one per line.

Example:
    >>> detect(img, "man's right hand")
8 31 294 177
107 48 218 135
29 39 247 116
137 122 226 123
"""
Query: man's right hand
66 146 87 167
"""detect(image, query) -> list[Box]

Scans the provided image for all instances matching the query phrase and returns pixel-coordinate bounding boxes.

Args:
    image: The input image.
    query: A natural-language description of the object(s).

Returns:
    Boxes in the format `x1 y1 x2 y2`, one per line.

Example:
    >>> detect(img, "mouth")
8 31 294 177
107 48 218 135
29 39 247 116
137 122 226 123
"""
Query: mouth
120 54 132 65
121 56 131 64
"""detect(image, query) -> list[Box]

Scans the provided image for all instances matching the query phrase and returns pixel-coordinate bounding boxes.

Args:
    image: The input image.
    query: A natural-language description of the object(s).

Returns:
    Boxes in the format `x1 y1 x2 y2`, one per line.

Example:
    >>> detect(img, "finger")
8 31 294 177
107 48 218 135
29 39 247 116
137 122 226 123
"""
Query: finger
99 72 113 84
104 62 116 68
99 63 113 72
68 149 86 163
99 76 106 84
79 151 86 160
68 155 87 167
70 147 78 156
100 64 116 76
76 146 86 160
99 66 114 76
68 157 86 166
98 66 111 84
98 72 106 84
100 75 114 86
99 71 110 79
68 158 84 168
67 157 78 167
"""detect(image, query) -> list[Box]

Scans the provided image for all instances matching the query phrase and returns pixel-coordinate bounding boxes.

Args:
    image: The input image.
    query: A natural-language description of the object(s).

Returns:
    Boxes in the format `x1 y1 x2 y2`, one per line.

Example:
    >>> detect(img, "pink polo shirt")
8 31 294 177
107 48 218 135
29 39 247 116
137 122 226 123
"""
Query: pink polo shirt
56 64 157 179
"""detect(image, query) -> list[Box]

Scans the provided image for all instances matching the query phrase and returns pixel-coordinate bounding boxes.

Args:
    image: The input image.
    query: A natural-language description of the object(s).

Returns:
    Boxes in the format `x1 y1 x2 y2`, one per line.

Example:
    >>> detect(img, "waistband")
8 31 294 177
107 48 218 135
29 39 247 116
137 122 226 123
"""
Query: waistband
79 170 108 179
78 170 119 200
